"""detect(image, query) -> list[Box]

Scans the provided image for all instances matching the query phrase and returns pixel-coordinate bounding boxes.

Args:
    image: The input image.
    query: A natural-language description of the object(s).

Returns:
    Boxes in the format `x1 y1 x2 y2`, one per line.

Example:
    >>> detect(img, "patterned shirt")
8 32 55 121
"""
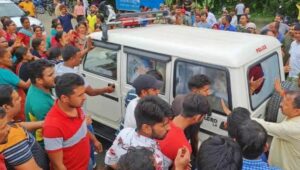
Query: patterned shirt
105 128 172 170
242 159 281 170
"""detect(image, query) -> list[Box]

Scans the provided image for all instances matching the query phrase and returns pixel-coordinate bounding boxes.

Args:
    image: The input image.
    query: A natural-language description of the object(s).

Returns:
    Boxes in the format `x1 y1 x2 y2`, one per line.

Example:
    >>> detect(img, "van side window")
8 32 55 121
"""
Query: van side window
248 53 280 110
83 47 118 80
175 61 231 114
127 54 166 94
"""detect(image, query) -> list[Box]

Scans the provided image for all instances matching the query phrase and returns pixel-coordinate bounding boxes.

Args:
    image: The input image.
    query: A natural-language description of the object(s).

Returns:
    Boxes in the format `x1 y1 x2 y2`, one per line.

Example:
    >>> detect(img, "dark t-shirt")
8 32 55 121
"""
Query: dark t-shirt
58 14 73 33
183 0 192 12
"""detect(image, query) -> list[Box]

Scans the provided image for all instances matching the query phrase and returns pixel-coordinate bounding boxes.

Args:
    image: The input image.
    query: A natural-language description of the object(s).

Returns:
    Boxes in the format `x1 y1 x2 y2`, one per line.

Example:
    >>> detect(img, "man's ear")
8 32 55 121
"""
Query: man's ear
264 143 269 153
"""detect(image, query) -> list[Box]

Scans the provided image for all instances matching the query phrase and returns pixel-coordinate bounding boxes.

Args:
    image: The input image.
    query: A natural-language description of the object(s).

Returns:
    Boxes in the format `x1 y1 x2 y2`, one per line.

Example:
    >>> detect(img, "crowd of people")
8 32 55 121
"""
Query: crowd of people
0 0 299 169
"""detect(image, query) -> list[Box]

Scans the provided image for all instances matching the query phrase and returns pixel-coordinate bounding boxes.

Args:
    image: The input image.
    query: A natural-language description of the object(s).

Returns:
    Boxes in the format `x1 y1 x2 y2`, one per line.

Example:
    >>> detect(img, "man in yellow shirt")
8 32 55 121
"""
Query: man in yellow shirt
19 0 35 17
87 5 97 33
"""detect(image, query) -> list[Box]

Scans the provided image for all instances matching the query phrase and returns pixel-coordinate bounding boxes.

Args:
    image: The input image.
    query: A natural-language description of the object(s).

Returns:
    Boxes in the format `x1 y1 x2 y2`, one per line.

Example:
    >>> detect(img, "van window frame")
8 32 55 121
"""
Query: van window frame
247 52 281 111
173 58 232 115
82 40 121 80
124 46 171 95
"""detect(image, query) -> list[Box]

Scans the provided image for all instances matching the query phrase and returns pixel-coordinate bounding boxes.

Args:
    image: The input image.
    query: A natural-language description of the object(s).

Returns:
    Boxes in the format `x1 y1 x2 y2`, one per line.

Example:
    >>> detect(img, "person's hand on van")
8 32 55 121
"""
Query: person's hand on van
105 85 115 93
221 99 232 116
284 65 291 73
274 79 285 97
249 76 264 95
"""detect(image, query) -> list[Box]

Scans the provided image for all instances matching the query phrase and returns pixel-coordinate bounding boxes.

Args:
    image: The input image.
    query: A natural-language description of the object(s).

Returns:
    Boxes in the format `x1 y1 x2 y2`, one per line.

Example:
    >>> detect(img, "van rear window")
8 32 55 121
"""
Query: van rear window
174 60 231 115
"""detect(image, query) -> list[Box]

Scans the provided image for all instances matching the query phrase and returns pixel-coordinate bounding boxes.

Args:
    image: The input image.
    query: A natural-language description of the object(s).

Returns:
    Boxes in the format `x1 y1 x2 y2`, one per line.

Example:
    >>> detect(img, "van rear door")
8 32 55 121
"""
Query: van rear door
80 40 121 130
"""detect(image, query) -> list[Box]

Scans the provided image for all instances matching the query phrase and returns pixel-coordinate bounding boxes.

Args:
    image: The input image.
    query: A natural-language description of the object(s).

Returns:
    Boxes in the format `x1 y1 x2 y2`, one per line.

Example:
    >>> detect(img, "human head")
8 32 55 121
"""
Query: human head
28 59 55 89
54 23 63 32
33 25 43 37
55 73 86 108
59 5 67 14
280 90 300 118
90 5 97 13
55 31 68 46
62 45 82 66
31 38 46 52
96 14 105 23
117 147 155 170
236 120 267 160
246 22 256 34
274 14 283 22
14 46 34 64
294 23 300 42
76 22 88 34
239 14 248 25
77 0 82 5
269 22 279 34
199 12 207 22
244 7 250 15
20 16 30 29
227 107 250 138
0 16 10 26
188 74 211 96
0 107 9 144
3 20 16 33
195 13 201 23
51 18 60 29
0 85 21 119
135 96 171 140
133 74 163 97
48 47 62 61
222 15 231 25
196 135 242 170
181 93 211 124
0 48 12 68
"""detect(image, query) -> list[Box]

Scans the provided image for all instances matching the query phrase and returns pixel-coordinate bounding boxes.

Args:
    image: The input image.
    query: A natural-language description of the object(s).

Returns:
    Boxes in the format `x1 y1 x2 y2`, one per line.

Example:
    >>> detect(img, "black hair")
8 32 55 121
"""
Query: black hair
55 31 64 42
76 22 88 29
225 15 232 23
0 16 10 26
3 20 14 31
197 135 242 170
0 107 6 119
28 59 54 84
182 93 211 117
51 18 60 28
13 46 29 72
55 73 85 98
227 107 251 138
31 38 43 50
20 16 29 25
236 120 267 159
285 90 300 108
135 96 172 130
295 23 300 31
61 45 80 61
239 14 249 22
96 14 105 23
117 147 155 170
0 85 14 107
146 70 163 81
188 74 211 91
48 47 61 60
33 25 42 32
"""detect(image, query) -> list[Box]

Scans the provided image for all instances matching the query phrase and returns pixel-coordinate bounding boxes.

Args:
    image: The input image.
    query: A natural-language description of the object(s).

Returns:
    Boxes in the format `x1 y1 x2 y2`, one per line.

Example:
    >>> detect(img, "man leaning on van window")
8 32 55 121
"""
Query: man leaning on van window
124 74 163 129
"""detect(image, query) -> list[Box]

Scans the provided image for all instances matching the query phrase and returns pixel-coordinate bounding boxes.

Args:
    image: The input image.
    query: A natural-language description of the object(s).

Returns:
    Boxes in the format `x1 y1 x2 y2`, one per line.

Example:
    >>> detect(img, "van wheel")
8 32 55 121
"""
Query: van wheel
265 81 297 122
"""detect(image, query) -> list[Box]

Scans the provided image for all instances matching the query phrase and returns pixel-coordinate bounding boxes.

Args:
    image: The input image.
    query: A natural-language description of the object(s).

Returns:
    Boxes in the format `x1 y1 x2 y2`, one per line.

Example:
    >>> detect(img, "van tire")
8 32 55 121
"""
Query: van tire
265 81 296 122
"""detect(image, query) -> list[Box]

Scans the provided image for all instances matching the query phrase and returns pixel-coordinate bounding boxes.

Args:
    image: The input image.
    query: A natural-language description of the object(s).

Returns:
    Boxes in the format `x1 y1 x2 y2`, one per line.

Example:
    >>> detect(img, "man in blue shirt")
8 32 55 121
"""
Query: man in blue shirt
236 120 281 170
220 15 237 32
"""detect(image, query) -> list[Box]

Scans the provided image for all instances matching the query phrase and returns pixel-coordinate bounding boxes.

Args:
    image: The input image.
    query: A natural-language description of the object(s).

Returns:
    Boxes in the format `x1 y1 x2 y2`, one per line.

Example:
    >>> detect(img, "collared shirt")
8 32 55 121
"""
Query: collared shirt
242 158 281 170
124 97 140 129
105 128 172 170
25 85 54 146
43 100 90 170
253 116 300 170
288 41 300 78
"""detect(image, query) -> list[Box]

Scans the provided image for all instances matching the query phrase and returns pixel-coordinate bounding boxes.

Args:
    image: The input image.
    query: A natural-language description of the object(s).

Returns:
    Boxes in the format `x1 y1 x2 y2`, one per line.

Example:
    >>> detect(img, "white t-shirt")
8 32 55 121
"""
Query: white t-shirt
55 62 88 86
289 41 300 78
235 3 245 15
124 97 140 128
207 12 217 26
105 128 172 169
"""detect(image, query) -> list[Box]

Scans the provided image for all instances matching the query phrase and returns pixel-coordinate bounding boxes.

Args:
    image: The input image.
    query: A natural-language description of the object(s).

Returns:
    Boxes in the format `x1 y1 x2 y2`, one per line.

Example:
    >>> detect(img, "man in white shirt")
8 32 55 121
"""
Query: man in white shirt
204 6 217 26
124 74 163 128
235 0 245 23
288 23 300 78
105 96 173 170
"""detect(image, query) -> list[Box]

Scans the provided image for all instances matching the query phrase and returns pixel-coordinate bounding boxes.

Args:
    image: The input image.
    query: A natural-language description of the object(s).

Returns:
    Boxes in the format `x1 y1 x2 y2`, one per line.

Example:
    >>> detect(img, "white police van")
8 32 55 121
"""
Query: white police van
80 24 283 141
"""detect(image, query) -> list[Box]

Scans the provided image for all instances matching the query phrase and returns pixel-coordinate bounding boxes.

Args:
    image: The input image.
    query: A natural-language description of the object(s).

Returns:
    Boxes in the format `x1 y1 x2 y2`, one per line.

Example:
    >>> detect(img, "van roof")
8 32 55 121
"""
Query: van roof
90 24 281 68
0 0 12 3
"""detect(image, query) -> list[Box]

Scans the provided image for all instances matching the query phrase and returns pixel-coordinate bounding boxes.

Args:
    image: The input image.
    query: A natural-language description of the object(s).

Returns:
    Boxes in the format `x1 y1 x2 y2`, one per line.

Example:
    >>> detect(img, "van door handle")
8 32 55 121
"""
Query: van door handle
81 73 86 77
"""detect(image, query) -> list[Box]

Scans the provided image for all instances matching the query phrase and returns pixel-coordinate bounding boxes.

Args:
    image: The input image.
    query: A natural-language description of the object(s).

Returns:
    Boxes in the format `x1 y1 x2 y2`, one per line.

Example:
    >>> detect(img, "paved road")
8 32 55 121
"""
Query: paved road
37 12 111 170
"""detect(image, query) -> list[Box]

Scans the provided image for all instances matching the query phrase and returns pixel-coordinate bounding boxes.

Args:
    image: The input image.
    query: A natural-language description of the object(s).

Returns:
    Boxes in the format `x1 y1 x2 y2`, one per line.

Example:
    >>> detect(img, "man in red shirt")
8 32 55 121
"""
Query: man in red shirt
43 73 102 170
158 93 211 163
0 108 10 170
